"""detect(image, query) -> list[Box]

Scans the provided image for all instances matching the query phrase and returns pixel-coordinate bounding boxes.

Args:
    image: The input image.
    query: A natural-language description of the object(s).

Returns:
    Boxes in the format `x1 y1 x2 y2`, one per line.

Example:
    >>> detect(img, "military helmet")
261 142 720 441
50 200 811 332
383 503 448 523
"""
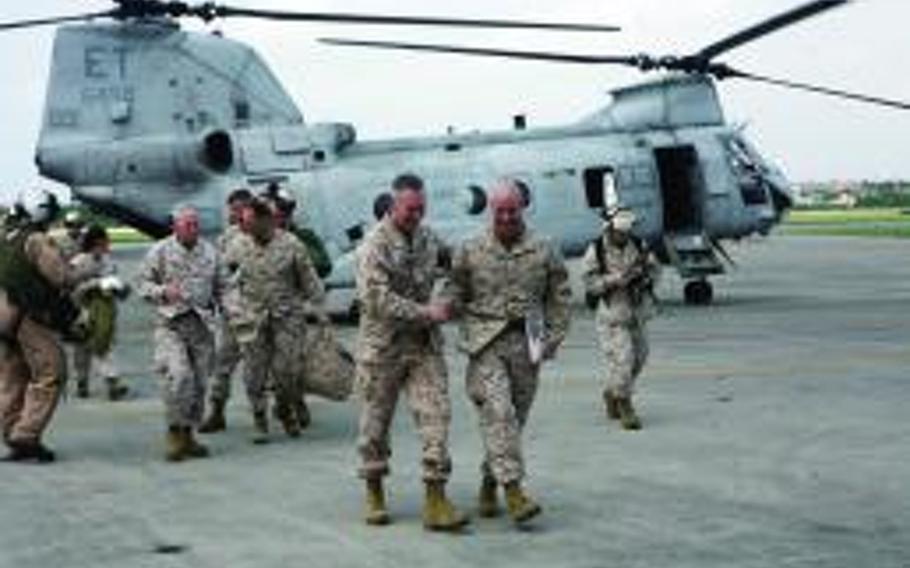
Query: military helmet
64 210 84 228
261 183 296 214
605 207 637 233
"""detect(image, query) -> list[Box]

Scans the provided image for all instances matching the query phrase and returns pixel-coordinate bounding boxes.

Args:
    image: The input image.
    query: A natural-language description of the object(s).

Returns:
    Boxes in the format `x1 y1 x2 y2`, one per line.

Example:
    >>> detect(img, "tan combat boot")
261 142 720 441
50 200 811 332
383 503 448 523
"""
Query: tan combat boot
603 390 620 421
183 427 210 459
423 481 470 532
251 410 269 445
198 400 227 433
165 426 188 462
280 412 301 438
364 478 391 526
105 377 129 402
616 397 642 431
504 481 542 524
478 476 502 518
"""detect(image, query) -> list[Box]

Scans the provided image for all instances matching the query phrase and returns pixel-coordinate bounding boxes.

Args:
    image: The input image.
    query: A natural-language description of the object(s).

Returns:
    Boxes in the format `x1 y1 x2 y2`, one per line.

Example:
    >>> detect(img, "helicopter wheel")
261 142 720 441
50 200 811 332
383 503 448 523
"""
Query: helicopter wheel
684 280 713 306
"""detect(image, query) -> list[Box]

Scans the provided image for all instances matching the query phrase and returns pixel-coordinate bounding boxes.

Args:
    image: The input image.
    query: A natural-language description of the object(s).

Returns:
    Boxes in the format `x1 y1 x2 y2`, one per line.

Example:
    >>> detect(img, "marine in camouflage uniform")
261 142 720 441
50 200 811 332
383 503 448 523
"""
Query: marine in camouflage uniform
231 198 325 442
69 225 128 401
354 173 468 531
199 189 254 433
582 208 658 430
259 186 330 429
137 205 224 461
445 179 571 524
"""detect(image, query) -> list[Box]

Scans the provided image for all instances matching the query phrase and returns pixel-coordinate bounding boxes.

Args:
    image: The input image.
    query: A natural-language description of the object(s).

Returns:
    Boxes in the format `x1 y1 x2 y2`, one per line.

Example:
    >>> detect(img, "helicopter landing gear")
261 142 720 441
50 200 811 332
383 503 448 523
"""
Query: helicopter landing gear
684 279 713 306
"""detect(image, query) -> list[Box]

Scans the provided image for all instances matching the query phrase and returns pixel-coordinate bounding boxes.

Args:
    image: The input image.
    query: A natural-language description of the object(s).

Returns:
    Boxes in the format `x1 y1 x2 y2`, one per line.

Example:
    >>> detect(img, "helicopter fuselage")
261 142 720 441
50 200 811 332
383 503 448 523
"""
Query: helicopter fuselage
35 20 791 296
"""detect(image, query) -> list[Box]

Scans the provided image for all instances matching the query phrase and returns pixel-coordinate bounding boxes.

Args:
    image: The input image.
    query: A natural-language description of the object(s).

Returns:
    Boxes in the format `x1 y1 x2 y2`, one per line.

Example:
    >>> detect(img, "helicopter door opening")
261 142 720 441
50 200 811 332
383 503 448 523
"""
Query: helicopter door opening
654 146 703 233
583 167 617 211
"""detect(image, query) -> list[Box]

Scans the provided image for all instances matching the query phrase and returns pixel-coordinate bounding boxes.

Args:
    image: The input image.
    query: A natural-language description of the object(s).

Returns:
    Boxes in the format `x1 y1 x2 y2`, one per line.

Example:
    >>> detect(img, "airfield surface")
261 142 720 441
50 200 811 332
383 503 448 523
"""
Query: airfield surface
1 235 908 568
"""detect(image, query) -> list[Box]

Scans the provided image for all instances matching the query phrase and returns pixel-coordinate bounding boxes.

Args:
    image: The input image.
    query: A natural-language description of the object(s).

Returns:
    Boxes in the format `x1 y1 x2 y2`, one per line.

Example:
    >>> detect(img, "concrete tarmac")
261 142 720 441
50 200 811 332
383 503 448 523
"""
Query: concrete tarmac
1 235 908 568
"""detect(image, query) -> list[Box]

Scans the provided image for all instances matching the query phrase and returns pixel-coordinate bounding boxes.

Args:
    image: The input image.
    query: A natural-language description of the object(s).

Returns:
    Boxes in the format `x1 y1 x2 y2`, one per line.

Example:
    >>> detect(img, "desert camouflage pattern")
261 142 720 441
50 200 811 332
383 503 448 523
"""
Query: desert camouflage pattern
354 217 453 481
582 234 656 398
232 230 324 418
445 228 571 356
446 228 571 484
209 223 251 405
137 236 222 426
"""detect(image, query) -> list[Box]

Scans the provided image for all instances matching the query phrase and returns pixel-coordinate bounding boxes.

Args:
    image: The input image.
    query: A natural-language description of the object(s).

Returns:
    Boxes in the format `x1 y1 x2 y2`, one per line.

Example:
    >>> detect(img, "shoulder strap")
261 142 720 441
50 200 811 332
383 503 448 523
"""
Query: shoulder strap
594 236 607 274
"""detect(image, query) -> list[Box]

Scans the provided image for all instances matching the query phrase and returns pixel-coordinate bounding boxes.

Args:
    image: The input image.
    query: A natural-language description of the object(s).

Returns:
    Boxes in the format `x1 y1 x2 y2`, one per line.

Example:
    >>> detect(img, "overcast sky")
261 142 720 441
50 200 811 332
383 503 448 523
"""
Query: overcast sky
1 0 908 202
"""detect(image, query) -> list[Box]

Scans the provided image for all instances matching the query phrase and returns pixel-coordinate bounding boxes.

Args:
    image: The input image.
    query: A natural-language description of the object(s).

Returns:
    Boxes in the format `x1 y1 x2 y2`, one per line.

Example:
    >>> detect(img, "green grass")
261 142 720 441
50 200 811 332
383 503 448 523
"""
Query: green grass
781 224 910 238
782 207 910 238
109 227 152 245
785 208 908 224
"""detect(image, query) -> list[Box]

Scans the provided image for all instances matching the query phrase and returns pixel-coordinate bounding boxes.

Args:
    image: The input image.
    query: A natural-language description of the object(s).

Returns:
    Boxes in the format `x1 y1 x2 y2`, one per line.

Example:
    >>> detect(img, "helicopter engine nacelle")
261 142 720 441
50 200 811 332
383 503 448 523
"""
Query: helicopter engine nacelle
37 130 234 186
306 123 356 151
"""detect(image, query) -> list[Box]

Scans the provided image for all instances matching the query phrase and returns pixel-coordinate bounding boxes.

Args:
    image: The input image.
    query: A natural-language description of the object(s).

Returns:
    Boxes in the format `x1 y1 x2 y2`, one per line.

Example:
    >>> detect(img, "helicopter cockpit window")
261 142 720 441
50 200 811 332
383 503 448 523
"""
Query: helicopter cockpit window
725 136 769 205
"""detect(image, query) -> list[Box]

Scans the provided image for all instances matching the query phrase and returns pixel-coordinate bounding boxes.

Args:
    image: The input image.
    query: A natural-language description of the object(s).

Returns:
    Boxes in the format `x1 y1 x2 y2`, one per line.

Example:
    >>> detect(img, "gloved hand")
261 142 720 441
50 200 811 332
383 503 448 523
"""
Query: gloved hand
99 276 131 300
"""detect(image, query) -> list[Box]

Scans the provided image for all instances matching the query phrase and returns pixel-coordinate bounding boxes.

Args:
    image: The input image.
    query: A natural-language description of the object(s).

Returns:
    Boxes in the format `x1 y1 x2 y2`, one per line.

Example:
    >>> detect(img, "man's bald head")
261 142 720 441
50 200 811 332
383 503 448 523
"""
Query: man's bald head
489 179 524 210
489 178 526 246
172 204 200 248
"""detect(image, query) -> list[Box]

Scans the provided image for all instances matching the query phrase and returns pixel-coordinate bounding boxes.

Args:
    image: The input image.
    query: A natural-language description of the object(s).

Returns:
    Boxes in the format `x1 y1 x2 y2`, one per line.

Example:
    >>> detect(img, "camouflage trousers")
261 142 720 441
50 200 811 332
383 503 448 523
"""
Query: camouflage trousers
240 312 306 418
356 349 452 482
208 319 246 405
153 313 214 428
465 327 539 485
596 314 649 399
0 317 65 445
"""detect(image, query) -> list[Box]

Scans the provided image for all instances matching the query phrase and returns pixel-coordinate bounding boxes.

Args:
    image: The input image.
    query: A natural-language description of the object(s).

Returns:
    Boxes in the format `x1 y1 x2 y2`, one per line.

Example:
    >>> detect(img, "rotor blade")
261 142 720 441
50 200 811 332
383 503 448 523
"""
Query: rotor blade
0 10 115 32
698 0 848 60
320 38 641 66
728 68 910 111
216 6 619 32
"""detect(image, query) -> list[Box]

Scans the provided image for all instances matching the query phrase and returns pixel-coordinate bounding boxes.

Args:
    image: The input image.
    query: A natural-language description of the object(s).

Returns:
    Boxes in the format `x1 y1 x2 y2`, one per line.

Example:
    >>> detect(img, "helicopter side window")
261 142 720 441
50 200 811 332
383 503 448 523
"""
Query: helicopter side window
233 100 250 125
514 179 532 208
583 167 617 210
464 185 487 215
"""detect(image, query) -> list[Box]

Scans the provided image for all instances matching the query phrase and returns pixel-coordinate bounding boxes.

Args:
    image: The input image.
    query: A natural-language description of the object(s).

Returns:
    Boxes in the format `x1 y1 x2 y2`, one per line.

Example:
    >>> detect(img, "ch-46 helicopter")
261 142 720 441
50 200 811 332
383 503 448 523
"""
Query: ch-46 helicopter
2 0 908 306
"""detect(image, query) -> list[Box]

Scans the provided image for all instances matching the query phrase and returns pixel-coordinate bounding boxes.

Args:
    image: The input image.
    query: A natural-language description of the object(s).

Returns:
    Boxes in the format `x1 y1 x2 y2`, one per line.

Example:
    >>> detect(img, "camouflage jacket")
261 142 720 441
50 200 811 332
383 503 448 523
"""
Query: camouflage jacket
136 236 224 326
445 228 571 356
581 233 657 325
218 224 252 318
232 229 325 335
217 224 246 265
355 217 449 363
